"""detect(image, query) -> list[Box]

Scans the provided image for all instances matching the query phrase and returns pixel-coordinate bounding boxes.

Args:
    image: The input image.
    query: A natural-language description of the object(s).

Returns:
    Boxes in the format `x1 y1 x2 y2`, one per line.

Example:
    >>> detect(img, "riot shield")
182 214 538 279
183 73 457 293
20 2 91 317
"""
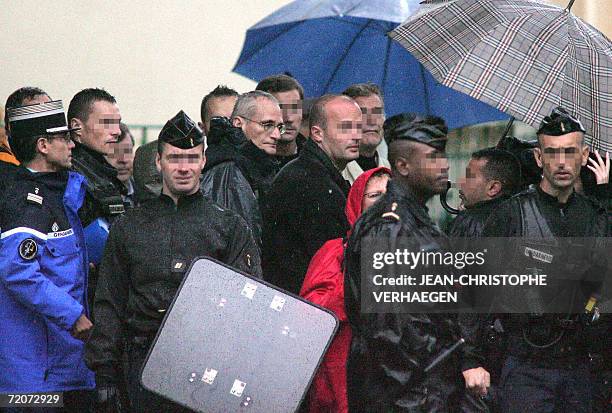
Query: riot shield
141 257 339 412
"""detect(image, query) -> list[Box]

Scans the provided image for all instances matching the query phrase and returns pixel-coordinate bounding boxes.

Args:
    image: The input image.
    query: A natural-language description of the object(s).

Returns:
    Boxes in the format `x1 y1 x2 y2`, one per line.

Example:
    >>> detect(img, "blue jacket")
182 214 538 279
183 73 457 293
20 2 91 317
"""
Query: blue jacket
0 168 95 392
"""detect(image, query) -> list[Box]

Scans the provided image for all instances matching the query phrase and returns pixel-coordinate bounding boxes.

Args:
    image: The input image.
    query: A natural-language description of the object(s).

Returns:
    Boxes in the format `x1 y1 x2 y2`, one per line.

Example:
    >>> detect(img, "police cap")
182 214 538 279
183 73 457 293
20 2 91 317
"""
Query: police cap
537 107 586 136
159 110 204 149
384 113 448 151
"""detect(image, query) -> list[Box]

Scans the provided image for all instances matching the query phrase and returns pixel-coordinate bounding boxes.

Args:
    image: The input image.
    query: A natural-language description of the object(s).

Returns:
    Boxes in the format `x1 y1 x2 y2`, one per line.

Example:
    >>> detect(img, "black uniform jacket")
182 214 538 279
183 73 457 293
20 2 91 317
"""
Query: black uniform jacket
482 186 609 362
344 181 475 412
262 139 350 294
85 191 261 383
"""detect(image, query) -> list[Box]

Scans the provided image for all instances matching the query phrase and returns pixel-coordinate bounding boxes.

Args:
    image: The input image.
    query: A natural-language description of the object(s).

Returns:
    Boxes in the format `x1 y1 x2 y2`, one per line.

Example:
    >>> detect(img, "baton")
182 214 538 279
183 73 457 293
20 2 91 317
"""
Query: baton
423 338 465 374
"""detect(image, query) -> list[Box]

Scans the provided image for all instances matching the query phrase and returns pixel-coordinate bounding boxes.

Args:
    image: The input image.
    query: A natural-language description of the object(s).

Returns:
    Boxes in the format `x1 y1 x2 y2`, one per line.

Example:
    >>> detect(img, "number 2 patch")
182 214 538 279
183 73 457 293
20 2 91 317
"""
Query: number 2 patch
19 238 38 260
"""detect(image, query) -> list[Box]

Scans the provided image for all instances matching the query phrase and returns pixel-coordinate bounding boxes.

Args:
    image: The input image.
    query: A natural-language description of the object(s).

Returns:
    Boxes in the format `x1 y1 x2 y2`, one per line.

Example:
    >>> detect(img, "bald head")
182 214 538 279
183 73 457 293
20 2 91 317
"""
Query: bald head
309 94 362 169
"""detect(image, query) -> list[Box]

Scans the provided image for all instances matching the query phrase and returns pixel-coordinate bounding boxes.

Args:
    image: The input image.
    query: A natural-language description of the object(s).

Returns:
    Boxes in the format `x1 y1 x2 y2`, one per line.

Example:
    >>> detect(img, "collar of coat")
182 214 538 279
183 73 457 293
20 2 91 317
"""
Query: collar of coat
301 139 350 193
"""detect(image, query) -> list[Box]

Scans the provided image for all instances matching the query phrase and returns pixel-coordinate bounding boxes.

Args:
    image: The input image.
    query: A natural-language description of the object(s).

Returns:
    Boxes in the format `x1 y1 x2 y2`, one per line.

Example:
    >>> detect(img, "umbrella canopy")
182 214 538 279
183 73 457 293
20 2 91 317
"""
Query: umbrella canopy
390 0 612 151
233 0 508 130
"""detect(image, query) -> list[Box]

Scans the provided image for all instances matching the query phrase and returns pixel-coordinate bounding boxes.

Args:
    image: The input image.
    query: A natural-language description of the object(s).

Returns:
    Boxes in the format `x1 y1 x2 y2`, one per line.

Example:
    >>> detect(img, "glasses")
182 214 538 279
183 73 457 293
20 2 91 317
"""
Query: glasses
240 116 286 134
43 132 73 144
363 191 384 200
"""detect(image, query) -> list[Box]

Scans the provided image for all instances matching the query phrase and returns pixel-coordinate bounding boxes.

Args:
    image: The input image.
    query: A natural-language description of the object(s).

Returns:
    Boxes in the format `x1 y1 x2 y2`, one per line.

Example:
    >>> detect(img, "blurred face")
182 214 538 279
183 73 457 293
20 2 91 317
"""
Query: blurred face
41 132 75 171
156 143 205 198
235 98 283 155
401 141 449 197
106 136 134 184
458 158 489 208
362 174 390 211
273 89 302 143
313 98 362 166
354 94 384 151
203 95 237 134
535 132 588 191
74 100 121 156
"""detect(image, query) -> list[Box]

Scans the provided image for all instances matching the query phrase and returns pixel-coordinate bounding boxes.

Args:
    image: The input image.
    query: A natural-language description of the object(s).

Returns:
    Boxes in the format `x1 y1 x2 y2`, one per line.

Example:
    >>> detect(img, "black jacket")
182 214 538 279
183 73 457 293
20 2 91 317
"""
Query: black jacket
446 196 509 238
85 191 261 384
200 123 262 245
71 142 127 227
262 139 350 294
344 181 475 412
238 140 281 200
482 187 609 363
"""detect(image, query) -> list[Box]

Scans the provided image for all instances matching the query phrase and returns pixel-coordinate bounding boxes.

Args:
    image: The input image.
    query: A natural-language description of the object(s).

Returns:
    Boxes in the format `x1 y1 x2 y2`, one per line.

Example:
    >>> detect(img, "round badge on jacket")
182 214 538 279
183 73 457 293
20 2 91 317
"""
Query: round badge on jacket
19 238 38 260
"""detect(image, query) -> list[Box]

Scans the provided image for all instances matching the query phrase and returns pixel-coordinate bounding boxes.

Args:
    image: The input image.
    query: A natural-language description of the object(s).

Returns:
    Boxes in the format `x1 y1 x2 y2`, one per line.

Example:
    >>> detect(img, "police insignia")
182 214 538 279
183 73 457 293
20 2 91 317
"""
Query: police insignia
19 238 38 260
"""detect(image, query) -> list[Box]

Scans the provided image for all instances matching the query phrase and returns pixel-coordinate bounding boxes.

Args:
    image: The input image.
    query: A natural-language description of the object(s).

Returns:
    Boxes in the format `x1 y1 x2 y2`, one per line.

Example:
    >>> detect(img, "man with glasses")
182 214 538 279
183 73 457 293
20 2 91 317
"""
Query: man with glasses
232 90 283 199
0 100 95 410
262 94 361 294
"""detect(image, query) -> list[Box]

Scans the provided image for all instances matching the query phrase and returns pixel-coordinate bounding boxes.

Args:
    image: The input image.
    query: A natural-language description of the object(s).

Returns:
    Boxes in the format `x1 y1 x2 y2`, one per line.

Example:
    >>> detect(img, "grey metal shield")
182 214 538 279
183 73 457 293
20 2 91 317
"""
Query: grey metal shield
141 257 339 413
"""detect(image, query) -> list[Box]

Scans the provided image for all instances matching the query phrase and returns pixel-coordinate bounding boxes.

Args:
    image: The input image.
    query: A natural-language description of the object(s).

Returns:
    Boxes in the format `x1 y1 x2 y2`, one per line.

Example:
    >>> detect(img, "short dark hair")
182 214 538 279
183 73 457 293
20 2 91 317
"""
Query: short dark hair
309 94 355 132
118 123 134 145
342 82 383 108
256 74 304 100
67 88 116 126
4 87 50 135
472 147 522 196
200 85 239 125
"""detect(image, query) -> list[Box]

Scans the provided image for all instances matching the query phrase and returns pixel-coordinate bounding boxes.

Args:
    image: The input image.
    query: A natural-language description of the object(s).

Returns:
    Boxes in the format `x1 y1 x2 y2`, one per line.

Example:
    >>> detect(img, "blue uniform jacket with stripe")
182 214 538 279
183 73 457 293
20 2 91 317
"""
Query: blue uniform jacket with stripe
0 167 95 392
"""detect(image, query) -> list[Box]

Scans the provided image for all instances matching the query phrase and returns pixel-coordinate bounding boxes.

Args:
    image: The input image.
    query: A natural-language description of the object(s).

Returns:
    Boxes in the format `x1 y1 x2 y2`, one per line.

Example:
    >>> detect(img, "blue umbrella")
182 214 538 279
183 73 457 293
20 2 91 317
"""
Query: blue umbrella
233 0 508 130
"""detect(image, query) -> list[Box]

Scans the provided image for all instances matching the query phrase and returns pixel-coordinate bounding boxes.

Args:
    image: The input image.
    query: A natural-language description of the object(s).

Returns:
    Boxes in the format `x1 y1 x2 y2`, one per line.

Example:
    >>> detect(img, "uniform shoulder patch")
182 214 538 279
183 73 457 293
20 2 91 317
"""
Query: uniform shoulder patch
19 238 38 260
381 202 401 221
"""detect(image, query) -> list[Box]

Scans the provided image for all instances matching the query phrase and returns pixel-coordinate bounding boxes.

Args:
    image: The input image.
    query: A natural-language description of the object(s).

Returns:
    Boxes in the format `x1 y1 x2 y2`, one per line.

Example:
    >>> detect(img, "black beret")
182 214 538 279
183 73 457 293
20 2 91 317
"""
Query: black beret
384 113 448 151
537 107 585 136
159 110 204 149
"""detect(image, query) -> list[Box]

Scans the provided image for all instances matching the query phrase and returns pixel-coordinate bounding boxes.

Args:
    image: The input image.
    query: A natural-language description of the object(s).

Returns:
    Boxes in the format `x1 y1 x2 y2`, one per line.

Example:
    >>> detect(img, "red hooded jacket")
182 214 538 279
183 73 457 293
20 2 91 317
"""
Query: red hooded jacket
300 166 390 413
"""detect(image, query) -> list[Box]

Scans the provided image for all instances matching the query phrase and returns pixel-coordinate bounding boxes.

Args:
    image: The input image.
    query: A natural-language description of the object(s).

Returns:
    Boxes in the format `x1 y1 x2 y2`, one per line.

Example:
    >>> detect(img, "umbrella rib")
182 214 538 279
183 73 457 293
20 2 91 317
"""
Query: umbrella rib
419 64 432 116
322 18 374 92
380 35 394 97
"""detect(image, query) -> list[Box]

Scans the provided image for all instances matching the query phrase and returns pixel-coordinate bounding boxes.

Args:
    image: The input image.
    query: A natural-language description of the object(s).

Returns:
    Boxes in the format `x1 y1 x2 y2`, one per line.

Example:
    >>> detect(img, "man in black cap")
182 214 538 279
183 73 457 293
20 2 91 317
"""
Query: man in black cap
0 100 95 409
85 111 261 412
482 107 609 413
343 113 482 412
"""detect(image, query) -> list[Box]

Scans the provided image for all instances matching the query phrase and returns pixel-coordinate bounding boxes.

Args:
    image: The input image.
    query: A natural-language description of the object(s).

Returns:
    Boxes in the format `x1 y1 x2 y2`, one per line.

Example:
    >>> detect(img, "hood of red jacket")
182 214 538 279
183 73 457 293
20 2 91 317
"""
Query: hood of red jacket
345 166 391 228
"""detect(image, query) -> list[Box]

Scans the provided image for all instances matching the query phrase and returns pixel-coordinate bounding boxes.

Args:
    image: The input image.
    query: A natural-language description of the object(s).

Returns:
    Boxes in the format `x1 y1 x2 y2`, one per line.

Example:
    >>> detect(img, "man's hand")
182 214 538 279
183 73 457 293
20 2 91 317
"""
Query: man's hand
586 151 610 185
462 367 490 397
71 314 93 340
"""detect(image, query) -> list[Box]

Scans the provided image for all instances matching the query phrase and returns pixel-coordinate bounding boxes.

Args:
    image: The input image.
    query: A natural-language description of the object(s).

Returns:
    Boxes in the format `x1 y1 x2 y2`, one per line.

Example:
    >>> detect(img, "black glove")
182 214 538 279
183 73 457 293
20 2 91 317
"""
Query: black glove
95 385 123 413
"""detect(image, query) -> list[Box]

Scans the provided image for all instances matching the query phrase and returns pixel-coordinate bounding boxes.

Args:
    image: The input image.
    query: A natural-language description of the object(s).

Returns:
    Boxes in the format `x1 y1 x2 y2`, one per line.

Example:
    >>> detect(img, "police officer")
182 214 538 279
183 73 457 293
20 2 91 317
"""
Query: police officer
0 100 95 410
344 113 486 412
483 107 609 412
85 111 261 412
